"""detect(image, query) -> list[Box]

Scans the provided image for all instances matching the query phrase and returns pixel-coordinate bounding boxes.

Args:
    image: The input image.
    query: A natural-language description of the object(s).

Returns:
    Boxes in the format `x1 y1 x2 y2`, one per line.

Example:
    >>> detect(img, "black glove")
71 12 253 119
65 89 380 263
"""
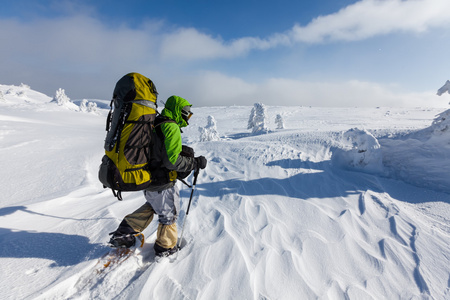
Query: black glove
195 156 207 169
181 145 195 158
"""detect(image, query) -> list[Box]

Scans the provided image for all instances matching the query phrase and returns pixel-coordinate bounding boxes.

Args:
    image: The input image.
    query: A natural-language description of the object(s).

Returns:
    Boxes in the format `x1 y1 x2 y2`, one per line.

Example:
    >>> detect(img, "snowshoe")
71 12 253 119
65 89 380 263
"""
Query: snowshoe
97 233 145 272
108 232 143 248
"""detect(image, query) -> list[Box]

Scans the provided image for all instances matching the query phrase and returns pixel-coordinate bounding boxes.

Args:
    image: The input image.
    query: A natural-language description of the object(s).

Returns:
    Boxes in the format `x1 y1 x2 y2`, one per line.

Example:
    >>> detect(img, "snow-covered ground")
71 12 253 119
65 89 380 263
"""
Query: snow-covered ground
0 83 449 300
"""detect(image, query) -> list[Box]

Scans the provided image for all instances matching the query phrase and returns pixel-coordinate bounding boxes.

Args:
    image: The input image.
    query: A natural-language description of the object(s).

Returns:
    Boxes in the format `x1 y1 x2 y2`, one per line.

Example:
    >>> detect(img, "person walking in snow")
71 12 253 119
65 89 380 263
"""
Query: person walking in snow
108 95 207 257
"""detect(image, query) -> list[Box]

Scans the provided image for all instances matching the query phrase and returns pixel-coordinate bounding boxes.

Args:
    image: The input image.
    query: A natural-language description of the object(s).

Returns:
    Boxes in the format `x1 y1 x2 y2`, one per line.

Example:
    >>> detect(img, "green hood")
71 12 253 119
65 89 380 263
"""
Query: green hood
161 95 192 128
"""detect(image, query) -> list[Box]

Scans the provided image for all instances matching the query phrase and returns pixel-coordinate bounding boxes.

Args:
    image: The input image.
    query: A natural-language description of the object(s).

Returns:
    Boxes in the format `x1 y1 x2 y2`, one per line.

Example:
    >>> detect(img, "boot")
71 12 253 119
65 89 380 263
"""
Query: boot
154 243 179 257
108 220 137 248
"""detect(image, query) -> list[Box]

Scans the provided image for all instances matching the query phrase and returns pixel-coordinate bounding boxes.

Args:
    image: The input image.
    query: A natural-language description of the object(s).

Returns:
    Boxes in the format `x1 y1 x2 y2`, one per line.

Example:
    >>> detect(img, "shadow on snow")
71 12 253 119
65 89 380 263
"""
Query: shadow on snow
0 227 107 267
190 158 450 205
0 205 115 221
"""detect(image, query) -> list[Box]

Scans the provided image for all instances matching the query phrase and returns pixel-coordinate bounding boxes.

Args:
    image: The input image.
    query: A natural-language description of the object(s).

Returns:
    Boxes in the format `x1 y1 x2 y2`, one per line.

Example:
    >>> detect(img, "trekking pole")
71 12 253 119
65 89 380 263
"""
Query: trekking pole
178 167 200 249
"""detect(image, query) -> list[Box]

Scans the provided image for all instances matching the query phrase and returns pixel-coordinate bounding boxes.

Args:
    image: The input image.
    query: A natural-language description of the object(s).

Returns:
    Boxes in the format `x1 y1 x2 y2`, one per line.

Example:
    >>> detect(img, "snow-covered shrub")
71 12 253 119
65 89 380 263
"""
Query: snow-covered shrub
199 115 220 142
52 88 71 106
275 114 284 129
332 128 383 174
248 102 268 134
80 99 98 113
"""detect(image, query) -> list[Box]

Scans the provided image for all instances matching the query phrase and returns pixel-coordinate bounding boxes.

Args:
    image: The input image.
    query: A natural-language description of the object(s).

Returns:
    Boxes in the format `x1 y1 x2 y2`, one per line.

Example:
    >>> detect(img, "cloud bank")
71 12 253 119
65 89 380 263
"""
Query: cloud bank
163 72 444 108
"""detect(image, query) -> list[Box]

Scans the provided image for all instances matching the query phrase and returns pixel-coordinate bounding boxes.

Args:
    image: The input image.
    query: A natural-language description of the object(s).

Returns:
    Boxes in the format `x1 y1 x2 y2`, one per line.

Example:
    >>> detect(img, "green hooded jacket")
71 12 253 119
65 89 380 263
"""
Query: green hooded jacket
160 95 192 165
147 95 195 191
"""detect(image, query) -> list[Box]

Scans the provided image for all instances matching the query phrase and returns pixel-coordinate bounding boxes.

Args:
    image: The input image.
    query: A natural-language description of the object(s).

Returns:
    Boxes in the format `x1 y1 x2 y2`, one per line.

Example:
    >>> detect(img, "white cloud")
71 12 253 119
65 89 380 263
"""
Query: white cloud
0 16 162 97
162 71 445 108
0 16 158 66
290 0 450 43
2 0 449 65
159 28 289 60
159 0 450 60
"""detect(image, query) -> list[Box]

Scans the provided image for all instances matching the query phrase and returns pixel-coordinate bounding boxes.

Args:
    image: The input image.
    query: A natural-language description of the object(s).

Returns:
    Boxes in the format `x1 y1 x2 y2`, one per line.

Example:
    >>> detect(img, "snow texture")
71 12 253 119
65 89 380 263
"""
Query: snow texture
0 84 449 300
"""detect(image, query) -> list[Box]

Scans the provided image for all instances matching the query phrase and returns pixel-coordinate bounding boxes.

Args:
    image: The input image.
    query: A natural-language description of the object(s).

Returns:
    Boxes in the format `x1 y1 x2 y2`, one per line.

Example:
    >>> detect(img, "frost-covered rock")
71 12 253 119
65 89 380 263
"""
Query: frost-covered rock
248 102 268 134
275 114 284 129
17 90 26 97
332 128 383 174
199 115 220 141
80 99 98 113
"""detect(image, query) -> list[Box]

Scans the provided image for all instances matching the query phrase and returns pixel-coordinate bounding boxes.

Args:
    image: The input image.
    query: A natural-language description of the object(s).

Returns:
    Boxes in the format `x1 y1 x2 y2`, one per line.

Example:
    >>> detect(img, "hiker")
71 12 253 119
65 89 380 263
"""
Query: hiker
108 95 207 257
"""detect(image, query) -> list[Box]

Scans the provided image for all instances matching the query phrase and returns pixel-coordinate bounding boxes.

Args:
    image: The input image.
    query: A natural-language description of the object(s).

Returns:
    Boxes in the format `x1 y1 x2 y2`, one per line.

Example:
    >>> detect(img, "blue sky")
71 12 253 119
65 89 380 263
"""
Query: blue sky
1 0 450 107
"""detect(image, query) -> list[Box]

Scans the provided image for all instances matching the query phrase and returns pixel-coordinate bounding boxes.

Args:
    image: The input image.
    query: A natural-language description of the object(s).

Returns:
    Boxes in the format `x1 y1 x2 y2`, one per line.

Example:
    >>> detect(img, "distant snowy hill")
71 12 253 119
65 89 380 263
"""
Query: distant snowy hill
0 84 449 300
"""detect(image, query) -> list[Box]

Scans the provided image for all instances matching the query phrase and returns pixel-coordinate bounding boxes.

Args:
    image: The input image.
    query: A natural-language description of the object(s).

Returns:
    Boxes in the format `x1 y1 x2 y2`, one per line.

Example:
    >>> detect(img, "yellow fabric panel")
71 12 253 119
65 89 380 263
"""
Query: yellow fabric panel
127 72 157 102
105 102 156 185
122 169 151 185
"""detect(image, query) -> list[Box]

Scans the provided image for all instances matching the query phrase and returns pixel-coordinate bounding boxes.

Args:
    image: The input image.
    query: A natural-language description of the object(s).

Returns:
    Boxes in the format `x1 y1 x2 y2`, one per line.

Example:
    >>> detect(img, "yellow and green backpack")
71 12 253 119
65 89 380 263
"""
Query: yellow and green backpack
98 73 158 200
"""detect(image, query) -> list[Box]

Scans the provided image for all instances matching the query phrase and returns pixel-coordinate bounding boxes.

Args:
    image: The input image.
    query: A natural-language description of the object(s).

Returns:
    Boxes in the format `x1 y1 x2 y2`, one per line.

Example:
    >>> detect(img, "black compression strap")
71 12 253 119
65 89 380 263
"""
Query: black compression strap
125 120 152 124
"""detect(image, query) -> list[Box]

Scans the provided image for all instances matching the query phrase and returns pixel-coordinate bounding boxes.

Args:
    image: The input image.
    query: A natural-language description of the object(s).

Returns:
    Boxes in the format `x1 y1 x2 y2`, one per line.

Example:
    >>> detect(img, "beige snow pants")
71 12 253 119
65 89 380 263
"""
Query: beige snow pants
124 185 179 249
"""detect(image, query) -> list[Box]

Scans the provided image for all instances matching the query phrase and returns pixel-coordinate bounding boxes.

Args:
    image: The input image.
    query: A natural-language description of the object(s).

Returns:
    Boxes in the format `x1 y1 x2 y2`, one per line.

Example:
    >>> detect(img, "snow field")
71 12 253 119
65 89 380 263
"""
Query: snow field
0 84 449 299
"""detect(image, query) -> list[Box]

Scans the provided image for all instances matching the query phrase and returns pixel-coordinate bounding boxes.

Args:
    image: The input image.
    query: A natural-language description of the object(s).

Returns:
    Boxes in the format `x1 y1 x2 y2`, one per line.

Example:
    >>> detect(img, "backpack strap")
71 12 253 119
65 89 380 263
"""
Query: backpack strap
111 189 123 201
153 116 177 140
106 99 114 131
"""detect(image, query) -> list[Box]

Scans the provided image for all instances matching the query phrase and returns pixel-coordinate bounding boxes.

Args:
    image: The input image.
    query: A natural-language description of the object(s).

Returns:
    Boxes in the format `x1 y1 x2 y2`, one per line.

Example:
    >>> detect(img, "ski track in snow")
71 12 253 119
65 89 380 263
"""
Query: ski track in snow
0 89 449 300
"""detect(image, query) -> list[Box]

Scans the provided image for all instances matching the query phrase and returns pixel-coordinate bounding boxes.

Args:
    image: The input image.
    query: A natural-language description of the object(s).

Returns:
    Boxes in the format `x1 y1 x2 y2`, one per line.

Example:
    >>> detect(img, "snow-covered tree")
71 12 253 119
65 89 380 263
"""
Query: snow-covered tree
431 109 450 135
52 88 71 106
275 114 284 129
437 80 450 96
248 102 268 134
247 108 255 129
0 91 5 102
80 99 98 113
199 115 220 141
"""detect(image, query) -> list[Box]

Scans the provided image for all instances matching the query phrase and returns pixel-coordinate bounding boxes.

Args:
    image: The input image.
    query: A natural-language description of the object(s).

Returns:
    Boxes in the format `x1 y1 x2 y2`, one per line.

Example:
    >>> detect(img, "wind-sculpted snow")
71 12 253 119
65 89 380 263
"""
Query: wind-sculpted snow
0 85 449 299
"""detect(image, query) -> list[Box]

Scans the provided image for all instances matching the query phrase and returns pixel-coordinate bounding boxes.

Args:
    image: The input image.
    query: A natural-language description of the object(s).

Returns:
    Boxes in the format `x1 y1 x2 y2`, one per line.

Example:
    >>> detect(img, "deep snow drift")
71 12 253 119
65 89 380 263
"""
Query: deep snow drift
0 83 449 300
